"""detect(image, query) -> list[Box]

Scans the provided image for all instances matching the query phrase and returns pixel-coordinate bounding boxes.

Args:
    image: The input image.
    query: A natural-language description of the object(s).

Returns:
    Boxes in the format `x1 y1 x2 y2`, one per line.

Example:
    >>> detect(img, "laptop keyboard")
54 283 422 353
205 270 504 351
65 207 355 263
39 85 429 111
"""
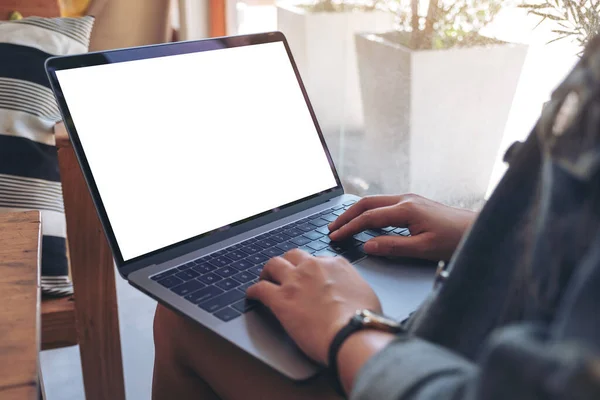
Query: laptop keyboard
150 200 410 322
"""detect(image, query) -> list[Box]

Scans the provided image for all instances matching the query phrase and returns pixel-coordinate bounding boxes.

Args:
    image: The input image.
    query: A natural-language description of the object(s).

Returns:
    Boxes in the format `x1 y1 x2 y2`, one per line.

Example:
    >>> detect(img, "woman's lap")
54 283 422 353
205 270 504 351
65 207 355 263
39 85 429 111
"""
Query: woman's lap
152 304 343 400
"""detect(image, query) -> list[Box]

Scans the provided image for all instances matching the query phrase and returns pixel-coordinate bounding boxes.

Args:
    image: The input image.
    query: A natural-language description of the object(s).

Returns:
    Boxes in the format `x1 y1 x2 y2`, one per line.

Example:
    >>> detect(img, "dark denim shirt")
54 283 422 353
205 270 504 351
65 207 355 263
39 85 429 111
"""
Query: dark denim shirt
352 36 600 400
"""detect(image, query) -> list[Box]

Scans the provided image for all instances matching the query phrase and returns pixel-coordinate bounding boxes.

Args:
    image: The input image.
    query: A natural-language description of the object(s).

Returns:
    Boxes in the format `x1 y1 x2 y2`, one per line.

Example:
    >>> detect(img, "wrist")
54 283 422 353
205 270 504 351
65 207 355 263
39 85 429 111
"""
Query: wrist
322 314 357 365
322 306 383 365
337 330 396 394
327 309 402 395
338 330 395 364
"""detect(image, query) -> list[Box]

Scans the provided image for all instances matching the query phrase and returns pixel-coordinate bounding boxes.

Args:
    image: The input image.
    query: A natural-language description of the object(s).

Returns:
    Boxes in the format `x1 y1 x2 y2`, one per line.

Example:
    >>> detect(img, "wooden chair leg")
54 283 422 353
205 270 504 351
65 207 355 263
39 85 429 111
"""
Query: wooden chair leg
58 145 126 400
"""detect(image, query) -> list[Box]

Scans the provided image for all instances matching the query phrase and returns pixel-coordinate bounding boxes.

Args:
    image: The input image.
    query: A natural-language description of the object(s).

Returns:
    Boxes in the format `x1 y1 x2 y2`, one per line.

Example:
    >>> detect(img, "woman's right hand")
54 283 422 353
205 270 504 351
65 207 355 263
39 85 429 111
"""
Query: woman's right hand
328 194 477 261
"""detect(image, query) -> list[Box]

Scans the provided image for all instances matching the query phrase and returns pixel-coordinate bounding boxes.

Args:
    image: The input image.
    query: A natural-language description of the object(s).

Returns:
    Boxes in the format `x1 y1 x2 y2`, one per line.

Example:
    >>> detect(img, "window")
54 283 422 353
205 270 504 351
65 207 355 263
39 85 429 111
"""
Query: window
211 0 591 208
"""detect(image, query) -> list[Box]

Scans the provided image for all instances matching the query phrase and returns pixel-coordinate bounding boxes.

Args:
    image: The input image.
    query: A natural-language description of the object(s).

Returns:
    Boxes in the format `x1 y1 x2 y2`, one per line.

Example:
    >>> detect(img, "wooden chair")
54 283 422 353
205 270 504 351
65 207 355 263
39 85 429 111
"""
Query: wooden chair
0 3 125 399
44 123 126 400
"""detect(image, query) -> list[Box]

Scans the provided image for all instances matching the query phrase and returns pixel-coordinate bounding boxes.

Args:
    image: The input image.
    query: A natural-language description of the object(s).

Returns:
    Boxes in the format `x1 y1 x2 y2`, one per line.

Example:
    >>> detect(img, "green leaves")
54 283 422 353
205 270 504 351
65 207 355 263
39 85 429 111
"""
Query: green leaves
520 0 600 52
391 0 507 49
302 0 383 12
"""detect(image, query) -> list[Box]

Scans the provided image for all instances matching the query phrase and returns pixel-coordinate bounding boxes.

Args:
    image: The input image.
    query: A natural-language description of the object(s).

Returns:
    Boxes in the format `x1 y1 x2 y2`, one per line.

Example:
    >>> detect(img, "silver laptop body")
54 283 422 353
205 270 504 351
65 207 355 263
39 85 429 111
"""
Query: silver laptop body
46 32 434 380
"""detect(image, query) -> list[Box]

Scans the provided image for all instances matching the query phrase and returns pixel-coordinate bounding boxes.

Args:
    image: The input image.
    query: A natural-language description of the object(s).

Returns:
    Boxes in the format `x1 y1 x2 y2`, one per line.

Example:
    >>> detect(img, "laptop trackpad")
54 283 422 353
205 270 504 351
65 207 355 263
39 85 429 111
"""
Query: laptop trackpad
220 255 436 381
354 256 436 320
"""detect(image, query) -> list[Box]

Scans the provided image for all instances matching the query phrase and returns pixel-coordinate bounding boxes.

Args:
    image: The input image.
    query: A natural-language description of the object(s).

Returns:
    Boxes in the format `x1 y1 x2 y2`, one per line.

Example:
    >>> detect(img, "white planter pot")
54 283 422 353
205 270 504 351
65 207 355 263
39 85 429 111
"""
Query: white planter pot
277 3 394 142
355 32 528 207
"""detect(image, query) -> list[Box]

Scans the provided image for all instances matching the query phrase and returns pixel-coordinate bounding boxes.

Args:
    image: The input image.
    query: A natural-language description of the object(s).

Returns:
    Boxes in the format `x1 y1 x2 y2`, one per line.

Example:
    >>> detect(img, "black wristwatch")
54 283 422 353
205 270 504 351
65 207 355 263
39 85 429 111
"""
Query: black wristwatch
328 309 405 395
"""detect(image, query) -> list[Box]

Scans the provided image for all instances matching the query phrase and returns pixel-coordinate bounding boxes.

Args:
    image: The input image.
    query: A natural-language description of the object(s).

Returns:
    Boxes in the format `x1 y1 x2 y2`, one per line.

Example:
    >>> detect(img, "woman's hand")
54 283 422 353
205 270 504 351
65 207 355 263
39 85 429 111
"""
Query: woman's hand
246 249 381 365
328 194 477 261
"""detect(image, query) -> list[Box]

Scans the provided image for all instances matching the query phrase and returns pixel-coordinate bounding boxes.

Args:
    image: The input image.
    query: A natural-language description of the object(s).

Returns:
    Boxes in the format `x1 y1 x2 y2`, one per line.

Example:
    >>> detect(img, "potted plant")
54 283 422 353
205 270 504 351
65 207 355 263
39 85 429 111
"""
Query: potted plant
355 0 528 207
277 0 395 142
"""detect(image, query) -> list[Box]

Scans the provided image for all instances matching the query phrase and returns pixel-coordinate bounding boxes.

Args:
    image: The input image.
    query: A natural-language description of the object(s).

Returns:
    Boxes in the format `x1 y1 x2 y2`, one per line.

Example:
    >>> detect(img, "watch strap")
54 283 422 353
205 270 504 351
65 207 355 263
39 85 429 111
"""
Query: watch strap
327 315 364 396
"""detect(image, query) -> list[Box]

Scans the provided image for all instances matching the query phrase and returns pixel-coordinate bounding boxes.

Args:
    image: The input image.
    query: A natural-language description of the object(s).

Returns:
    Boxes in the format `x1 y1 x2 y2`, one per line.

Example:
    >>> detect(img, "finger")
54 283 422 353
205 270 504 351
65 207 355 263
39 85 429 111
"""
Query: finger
328 195 402 232
330 204 408 241
260 256 295 284
246 280 279 309
363 235 431 259
282 248 313 266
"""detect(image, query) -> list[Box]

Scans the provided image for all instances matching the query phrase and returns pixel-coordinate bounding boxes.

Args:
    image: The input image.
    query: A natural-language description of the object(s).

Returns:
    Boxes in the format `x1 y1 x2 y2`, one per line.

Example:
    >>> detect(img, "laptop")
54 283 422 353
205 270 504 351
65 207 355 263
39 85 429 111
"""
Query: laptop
45 32 434 380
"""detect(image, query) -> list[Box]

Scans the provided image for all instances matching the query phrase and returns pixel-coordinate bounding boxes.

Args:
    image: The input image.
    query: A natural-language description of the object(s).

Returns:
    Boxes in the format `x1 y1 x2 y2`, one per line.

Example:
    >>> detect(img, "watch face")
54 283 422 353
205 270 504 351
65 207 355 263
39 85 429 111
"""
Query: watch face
358 309 403 332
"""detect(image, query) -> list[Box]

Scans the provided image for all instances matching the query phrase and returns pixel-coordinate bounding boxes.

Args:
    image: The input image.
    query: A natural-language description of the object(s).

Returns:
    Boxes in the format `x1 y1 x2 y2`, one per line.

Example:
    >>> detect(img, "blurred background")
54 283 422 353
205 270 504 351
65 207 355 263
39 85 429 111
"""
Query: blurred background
178 0 585 209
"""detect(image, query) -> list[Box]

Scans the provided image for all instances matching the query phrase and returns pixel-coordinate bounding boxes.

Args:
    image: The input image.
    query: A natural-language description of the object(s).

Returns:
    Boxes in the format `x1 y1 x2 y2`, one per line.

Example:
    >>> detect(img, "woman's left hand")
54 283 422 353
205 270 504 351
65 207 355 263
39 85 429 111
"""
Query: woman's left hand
246 249 381 365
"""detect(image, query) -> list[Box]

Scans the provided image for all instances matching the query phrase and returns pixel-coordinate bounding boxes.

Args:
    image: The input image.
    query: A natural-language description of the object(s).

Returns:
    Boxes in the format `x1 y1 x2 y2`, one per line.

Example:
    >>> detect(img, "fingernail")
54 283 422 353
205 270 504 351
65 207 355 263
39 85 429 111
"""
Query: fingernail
329 231 339 239
364 241 378 253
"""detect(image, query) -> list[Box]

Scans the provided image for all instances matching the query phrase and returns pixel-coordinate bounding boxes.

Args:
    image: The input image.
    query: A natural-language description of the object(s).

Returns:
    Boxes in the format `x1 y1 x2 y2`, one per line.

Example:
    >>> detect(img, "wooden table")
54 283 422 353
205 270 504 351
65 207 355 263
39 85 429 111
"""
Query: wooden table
0 211 42 400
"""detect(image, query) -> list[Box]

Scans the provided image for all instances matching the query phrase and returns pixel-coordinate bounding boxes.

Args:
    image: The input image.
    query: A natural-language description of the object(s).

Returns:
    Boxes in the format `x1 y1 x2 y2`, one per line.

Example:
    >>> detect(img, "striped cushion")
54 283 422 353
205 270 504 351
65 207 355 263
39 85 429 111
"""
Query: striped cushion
0 16 94 296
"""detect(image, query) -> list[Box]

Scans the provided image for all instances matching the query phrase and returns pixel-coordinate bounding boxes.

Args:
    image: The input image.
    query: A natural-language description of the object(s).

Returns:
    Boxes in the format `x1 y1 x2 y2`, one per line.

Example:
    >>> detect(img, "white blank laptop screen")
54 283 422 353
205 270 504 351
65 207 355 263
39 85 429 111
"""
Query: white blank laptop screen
55 41 338 261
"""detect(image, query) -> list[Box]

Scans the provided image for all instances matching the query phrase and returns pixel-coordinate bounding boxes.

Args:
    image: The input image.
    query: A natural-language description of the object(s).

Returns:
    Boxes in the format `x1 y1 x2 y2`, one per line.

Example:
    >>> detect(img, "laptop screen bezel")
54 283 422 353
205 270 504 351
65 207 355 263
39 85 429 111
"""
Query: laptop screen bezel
45 32 344 276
